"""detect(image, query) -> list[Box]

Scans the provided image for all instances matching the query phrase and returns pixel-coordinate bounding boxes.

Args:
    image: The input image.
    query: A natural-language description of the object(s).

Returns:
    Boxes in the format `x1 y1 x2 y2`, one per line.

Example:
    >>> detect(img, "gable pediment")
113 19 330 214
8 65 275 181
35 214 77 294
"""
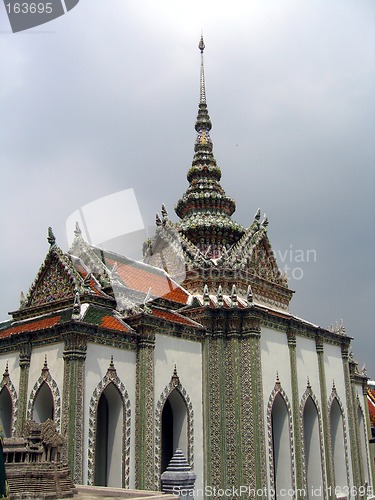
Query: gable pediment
246 237 284 285
24 247 79 309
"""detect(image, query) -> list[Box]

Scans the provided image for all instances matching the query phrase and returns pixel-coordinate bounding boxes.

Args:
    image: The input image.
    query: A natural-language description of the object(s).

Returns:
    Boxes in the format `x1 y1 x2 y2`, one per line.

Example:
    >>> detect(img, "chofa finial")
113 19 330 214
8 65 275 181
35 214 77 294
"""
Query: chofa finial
74 221 82 237
47 227 56 246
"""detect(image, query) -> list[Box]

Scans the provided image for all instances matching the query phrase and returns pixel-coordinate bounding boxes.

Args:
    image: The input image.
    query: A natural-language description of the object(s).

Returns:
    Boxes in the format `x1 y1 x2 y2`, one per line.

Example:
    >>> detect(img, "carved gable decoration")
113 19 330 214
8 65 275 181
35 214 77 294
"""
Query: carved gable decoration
224 224 285 287
25 249 78 308
247 237 282 284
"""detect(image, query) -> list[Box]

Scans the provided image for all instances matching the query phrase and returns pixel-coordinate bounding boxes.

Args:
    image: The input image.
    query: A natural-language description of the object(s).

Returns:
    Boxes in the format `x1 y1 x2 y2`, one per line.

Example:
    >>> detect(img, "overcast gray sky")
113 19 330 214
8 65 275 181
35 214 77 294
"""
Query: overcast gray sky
1 1 374 376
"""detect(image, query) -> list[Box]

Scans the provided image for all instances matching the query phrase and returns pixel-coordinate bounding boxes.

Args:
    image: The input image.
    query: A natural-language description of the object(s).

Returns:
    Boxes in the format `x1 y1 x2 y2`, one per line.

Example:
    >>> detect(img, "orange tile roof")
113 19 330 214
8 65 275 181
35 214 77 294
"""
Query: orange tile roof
151 307 200 327
106 258 177 298
74 261 88 278
100 315 130 332
89 278 105 296
163 286 190 304
0 316 61 339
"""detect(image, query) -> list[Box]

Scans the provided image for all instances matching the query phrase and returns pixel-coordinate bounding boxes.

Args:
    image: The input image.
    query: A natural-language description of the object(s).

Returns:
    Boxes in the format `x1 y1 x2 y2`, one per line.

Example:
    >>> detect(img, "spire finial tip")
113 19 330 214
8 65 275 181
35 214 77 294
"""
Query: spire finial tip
198 35 205 53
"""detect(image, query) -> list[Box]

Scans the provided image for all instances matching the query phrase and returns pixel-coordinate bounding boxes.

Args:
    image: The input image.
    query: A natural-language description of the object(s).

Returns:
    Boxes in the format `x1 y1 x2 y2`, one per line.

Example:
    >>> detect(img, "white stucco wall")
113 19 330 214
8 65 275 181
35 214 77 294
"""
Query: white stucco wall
83 343 137 487
296 336 321 402
323 343 345 400
154 334 204 492
261 327 292 399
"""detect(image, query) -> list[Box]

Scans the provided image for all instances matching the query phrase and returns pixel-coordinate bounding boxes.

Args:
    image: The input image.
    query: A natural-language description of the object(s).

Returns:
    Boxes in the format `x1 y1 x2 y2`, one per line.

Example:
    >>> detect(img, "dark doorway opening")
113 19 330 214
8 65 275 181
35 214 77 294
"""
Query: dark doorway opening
161 399 173 473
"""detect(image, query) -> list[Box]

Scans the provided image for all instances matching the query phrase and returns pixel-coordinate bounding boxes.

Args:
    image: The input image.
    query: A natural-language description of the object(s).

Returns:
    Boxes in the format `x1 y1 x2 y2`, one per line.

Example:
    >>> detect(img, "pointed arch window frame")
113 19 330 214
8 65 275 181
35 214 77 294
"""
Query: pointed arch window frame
299 385 327 497
87 367 131 488
0 372 18 437
154 369 194 490
266 380 296 497
27 367 61 429
327 388 350 492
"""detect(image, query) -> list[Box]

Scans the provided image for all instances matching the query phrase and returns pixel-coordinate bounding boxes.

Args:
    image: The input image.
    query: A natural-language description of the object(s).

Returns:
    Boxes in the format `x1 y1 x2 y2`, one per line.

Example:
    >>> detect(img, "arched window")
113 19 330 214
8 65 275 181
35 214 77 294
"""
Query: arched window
0 387 12 437
33 382 54 423
329 398 347 493
161 389 188 473
303 396 323 498
95 383 123 487
271 393 293 497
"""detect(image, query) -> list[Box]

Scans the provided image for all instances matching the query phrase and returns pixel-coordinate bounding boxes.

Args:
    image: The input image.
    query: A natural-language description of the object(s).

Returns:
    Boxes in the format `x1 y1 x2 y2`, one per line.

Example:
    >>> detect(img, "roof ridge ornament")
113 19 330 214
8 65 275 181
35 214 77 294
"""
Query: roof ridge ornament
47 227 56 247
3 362 9 381
247 284 253 306
72 291 81 320
203 284 210 306
42 355 49 378
20 290 26 308
74 221 82 237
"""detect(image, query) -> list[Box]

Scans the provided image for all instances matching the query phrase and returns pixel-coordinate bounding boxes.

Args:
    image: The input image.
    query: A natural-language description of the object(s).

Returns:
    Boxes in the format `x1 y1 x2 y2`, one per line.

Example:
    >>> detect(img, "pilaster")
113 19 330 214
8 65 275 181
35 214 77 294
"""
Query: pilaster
204 310 265 498
204 310 225 492
238 323 256 492
287 330 304 498
248 319 267 493
62 331 87 484
135 331 155 490
16 341 31 435
224 310 242 490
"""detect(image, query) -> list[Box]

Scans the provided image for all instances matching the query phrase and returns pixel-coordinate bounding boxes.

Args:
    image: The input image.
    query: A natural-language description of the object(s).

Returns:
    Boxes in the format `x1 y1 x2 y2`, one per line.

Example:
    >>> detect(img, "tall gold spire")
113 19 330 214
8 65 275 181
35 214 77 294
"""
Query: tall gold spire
175 37 244 258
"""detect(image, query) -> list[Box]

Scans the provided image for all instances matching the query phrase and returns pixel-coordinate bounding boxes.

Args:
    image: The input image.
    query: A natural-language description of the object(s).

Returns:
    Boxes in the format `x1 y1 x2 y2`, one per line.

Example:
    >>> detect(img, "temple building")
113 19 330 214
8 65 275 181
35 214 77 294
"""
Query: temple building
0 38 373 499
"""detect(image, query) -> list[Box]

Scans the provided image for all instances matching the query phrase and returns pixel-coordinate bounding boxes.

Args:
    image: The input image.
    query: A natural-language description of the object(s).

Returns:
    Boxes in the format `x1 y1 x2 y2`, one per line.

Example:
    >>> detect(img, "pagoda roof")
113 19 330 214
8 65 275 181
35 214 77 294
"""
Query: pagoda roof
1 225 196 341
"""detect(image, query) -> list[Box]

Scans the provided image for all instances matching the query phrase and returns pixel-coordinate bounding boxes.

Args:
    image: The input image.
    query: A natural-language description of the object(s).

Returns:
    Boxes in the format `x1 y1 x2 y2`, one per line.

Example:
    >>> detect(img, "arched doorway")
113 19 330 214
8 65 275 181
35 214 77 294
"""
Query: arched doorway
33 382 54 423
161 389 188 473
303 396 323 498
271 393 293 497
94 383 123 487
330 398 347 493
0 387 12 437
